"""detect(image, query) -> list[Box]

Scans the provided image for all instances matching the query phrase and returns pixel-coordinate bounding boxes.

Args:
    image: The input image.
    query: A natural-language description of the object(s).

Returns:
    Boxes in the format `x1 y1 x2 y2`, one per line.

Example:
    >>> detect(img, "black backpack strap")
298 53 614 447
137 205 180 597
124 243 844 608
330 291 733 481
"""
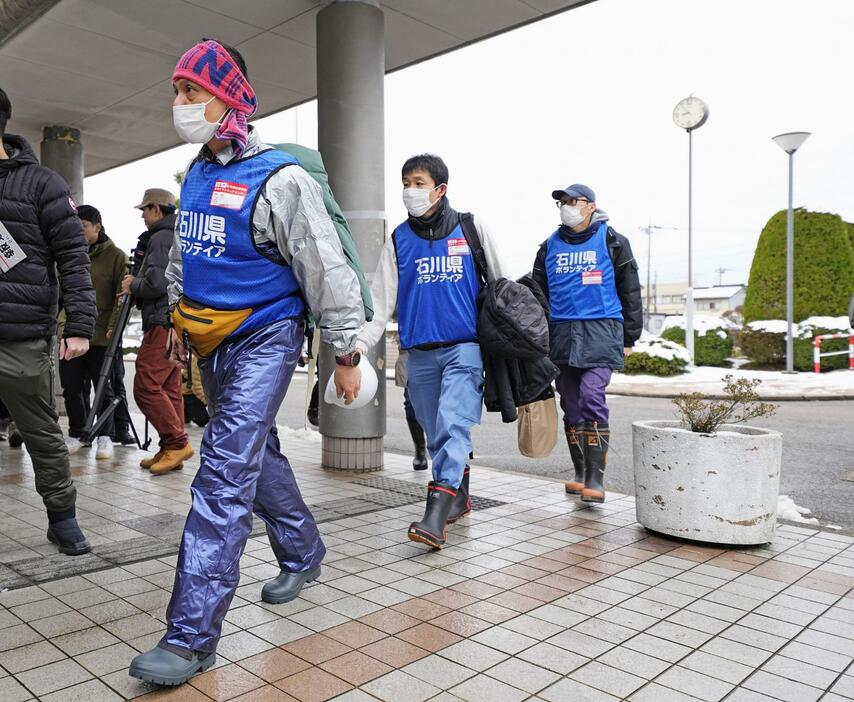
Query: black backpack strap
459 212 492 285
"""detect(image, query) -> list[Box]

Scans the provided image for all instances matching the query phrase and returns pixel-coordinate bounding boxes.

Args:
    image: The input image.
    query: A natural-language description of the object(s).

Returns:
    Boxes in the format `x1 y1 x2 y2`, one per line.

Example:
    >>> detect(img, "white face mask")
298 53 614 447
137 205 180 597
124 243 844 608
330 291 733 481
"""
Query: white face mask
560 204 586 228
172 97 225 144
402 185 441 217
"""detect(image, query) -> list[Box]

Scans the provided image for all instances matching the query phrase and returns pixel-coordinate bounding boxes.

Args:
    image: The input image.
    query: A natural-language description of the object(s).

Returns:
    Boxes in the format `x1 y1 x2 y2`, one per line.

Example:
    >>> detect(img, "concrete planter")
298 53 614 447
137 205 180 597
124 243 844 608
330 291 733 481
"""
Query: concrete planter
632 420 782 545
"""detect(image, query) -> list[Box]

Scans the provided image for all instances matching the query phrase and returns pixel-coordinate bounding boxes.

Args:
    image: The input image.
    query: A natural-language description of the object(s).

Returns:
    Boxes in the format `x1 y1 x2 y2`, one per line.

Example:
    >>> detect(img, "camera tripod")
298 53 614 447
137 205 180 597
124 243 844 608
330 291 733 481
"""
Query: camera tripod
80 265 150 450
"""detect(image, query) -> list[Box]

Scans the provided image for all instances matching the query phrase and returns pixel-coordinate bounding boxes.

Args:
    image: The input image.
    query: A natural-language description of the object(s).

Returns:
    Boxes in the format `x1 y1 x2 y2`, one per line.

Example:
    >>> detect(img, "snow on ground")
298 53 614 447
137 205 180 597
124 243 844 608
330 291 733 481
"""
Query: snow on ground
611 364 854 399
777 495 819 525
278 425 322 442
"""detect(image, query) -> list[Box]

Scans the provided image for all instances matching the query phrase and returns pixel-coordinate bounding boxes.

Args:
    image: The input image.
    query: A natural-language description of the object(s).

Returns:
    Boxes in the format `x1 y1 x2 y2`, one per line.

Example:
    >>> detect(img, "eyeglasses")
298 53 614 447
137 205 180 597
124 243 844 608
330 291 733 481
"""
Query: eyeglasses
555 198 589 208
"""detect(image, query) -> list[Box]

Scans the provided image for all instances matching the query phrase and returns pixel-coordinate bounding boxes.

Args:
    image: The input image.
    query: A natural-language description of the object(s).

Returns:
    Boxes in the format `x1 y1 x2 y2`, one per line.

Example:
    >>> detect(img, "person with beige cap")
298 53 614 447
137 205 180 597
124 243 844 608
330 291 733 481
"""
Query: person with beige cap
122 187 192 473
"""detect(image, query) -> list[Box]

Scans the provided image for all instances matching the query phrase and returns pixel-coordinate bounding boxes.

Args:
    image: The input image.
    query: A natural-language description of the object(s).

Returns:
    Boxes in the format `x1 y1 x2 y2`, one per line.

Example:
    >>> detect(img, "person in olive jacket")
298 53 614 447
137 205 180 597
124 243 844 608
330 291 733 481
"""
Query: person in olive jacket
0 86 96 556
57 205 127 460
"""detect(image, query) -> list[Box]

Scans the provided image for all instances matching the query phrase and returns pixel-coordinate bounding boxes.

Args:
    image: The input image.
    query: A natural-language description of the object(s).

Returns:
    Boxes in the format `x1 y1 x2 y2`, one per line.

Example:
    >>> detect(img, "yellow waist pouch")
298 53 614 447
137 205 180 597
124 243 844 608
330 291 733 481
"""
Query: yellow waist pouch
171 297 252 358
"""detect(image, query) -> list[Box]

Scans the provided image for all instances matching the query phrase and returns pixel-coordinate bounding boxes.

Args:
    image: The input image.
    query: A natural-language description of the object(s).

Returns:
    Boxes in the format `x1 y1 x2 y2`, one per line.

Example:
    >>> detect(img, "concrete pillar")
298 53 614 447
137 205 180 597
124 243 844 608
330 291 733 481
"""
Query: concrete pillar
40 126 83 414
316 0 386 472
40 126 84 205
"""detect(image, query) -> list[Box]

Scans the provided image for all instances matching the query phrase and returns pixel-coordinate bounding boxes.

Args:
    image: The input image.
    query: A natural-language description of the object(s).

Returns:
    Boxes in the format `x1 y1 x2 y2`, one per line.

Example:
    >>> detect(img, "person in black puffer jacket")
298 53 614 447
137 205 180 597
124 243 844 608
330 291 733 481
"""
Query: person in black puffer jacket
0 86 96 556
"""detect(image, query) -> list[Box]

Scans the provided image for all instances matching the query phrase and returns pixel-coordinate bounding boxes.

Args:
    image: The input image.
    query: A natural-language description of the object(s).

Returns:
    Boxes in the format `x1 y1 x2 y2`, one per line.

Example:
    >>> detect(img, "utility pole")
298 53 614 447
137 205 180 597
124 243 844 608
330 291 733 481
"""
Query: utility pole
715 267 730 286
640 223 676 329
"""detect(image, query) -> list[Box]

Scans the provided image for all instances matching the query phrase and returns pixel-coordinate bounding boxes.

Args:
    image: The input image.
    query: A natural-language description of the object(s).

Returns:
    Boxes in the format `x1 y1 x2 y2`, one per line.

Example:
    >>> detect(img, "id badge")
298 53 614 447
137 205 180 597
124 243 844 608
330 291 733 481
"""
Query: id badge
0 222 26 273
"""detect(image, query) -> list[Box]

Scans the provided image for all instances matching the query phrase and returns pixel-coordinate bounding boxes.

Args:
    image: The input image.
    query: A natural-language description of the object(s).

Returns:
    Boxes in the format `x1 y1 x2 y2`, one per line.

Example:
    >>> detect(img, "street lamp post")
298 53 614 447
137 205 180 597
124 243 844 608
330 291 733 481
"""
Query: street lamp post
672 96 709 364
772 131 810 373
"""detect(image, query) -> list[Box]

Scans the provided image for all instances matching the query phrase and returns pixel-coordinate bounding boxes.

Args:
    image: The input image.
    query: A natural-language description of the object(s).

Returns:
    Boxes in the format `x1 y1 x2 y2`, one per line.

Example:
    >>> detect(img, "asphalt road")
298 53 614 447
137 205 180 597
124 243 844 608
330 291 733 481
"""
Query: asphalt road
274 372 854 531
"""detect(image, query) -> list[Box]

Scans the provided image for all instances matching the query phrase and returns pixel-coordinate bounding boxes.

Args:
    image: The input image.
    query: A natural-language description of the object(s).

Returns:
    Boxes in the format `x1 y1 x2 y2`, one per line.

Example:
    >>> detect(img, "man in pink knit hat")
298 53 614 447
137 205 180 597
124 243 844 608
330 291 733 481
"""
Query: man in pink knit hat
128 38 365 686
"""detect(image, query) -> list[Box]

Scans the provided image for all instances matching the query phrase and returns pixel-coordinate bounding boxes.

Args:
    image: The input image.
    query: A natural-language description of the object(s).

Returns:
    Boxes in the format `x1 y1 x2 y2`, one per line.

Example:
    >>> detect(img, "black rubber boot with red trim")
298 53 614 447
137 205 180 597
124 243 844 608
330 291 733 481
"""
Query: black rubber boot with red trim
446 466 471 523
408 482 456 549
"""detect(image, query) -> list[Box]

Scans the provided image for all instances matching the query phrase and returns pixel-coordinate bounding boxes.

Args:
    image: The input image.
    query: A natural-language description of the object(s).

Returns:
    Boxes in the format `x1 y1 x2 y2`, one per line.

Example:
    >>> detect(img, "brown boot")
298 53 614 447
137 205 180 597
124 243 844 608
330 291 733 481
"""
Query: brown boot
140 451 164 470
150 444 194 474
564 425 586 495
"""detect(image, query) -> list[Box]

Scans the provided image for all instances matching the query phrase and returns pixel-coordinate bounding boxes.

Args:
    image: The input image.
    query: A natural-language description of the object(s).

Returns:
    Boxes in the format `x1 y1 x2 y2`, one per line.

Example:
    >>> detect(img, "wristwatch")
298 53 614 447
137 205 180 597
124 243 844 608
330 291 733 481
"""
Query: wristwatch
335 351 361 367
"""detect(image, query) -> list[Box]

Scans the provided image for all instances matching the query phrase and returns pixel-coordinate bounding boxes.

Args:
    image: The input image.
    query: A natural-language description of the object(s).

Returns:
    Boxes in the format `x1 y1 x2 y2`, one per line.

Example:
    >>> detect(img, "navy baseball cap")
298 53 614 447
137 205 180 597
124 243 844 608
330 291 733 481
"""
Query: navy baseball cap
551 183 596 202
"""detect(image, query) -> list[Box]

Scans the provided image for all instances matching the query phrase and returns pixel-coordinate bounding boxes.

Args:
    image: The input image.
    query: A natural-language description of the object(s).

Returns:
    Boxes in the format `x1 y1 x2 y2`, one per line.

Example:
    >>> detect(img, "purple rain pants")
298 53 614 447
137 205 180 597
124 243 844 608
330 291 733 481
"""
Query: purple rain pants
555 364 612 427
163 318 325 654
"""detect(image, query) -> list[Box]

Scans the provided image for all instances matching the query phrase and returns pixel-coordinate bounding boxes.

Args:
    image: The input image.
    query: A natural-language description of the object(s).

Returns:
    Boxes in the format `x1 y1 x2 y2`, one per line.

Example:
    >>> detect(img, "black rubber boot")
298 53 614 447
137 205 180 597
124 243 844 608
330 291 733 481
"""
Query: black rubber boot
307 382 319 427
114 427 136 446
408 482 456 549
407 418 428 471
46 517 91 556
8 422 22 448
447 466 471 523
185 395 210 428
580 422 609 504
564 425 586 495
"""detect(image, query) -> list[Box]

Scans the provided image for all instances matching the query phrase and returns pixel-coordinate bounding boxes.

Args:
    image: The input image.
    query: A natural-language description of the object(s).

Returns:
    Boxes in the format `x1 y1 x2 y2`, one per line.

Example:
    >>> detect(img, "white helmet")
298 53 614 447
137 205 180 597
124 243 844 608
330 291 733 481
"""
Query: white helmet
323 356 378 410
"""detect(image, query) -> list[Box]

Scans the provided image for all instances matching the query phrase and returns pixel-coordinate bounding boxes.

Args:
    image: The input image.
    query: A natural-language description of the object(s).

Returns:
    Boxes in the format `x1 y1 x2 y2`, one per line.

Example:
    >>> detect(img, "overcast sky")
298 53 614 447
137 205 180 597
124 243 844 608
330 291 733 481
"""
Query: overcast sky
83 0 854 290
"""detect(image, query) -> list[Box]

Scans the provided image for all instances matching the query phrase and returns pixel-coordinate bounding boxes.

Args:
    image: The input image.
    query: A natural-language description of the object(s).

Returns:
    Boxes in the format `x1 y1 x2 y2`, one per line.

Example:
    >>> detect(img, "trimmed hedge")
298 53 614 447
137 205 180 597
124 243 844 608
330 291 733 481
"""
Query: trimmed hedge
738 328 785 367
796 327 849 372
738 326 849 372
661 327 733 367
744 210 854 323
623 352 687 376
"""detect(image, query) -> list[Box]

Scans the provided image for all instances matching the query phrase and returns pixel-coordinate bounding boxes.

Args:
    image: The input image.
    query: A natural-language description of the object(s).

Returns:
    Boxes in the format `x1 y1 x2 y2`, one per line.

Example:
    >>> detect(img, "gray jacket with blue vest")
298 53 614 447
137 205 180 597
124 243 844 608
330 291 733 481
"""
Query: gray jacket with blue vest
531 211 642 370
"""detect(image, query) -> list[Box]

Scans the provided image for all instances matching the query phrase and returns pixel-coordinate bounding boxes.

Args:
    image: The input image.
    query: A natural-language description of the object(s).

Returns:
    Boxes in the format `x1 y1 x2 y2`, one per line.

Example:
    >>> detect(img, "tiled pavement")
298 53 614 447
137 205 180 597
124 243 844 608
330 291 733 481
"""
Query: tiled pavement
1 427 853 701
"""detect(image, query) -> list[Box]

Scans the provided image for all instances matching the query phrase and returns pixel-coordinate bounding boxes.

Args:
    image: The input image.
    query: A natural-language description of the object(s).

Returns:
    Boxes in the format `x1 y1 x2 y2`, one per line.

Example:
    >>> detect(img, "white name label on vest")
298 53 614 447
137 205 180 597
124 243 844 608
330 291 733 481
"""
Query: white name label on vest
582 270 603 285
555 250 597 275
415 255 464 284
447 238 470 256
0 221 27 273
178 211 227 258
210 181 249 210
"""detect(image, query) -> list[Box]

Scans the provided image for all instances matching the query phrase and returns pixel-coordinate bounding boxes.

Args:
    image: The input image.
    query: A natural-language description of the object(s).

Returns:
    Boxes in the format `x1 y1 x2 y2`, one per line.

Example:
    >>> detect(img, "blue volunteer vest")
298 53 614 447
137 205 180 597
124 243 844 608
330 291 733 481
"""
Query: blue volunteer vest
394 221 480 350
545 222 623 322
179 149 305 336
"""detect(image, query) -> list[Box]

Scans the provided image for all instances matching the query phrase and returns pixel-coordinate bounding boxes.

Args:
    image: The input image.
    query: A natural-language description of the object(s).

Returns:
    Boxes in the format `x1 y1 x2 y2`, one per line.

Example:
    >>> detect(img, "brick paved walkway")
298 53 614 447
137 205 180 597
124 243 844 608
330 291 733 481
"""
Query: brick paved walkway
1 425 853 702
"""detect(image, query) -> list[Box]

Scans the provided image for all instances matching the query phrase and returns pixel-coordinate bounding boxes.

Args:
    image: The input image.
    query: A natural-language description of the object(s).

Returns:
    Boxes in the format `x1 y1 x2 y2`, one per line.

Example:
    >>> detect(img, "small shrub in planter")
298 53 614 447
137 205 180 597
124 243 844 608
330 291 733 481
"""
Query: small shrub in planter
673 376 777 433
661 326 733 367
633 376 782 545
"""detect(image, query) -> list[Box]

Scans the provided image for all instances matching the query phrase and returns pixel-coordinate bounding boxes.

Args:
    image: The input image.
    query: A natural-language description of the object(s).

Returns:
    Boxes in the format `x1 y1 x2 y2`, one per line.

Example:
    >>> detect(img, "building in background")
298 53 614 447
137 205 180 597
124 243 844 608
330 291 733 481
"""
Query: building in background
642 283 746 334
692 285 746 314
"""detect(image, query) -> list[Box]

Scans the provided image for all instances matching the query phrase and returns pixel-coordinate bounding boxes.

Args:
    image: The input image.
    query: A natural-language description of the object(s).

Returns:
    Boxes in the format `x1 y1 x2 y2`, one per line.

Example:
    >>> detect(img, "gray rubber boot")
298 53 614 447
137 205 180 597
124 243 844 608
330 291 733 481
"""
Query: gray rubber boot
581 422 609 504
261 565 321 604
129 645 216 686
564 425 586 495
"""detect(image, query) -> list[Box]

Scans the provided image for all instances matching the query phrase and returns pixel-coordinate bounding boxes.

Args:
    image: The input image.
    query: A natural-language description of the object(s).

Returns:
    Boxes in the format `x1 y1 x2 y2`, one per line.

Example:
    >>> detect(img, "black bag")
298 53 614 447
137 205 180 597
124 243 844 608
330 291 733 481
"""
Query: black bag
459 213 551 359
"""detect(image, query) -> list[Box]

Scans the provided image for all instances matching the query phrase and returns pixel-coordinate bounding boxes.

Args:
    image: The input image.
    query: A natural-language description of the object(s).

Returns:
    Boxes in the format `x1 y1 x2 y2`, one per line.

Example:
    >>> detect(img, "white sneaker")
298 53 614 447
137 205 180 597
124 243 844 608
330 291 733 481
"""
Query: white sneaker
96 436 114 460
65 436 82 454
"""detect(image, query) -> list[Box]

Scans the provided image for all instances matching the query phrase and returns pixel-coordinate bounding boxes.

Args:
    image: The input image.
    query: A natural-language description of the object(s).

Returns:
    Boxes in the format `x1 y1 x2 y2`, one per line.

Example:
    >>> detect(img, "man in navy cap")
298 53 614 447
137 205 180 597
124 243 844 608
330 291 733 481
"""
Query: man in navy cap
531 184 642 503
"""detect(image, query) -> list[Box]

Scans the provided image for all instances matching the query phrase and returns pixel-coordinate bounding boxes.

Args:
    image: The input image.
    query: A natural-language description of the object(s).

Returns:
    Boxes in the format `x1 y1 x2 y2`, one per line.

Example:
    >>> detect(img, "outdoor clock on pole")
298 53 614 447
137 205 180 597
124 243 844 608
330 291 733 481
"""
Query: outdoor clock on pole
672 94 709 365
672 95 709 131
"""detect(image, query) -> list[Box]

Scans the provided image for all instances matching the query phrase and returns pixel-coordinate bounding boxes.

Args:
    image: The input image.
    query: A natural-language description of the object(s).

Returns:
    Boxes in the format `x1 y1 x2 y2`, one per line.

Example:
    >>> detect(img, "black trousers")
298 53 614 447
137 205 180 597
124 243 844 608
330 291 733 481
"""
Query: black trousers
59 345 114 438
